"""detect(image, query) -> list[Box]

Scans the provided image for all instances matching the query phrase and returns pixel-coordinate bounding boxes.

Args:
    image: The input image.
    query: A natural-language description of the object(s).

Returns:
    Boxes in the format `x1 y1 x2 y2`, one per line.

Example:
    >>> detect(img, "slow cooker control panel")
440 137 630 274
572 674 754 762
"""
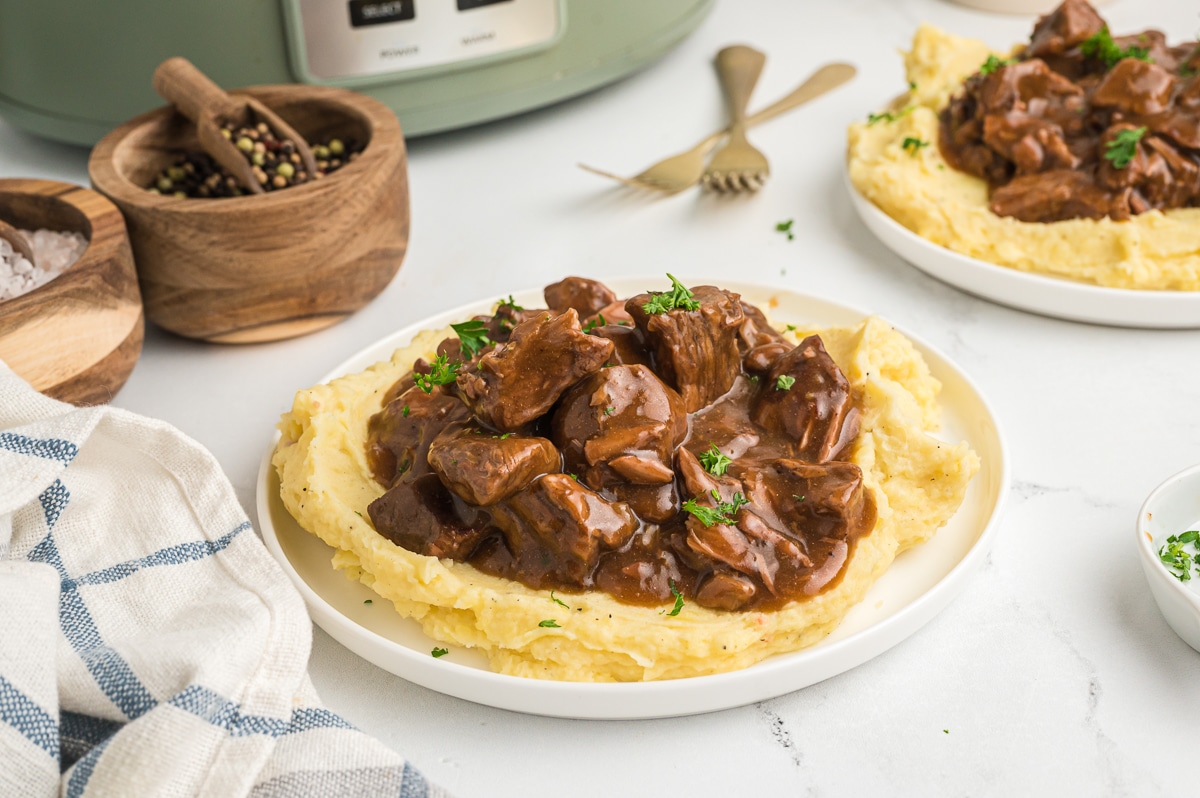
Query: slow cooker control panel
285 0 563 84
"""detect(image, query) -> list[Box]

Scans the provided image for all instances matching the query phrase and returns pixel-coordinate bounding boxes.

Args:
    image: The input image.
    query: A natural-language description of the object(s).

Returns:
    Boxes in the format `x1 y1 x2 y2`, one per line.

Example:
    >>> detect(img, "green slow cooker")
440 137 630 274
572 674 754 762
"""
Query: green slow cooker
0 0 714 145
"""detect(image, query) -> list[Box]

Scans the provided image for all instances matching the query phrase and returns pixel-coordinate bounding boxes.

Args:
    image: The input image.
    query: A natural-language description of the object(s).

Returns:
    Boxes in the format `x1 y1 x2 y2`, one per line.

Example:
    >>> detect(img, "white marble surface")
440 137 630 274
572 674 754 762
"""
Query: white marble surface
3 0 1199 795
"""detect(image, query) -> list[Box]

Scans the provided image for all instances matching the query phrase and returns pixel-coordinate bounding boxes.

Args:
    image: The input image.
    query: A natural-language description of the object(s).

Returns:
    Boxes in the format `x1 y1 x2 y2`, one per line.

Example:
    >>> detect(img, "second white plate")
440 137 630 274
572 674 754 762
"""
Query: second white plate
847 174 1200 329
257 279 1009 719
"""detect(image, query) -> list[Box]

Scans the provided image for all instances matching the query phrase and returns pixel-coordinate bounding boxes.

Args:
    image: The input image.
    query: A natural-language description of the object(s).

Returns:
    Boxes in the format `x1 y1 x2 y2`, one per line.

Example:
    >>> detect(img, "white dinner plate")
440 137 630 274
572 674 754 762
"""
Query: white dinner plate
256 278 1009 719
846 173 1200 329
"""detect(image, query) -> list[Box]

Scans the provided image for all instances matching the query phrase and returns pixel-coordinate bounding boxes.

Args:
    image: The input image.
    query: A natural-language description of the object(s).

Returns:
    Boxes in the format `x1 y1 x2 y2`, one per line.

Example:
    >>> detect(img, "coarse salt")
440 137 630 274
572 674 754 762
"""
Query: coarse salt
0 228 88 302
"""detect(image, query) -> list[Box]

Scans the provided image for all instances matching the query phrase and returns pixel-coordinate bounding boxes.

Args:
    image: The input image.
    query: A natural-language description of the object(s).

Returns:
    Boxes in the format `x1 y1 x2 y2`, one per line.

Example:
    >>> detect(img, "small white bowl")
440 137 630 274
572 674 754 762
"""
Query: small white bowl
1136 464 1200 653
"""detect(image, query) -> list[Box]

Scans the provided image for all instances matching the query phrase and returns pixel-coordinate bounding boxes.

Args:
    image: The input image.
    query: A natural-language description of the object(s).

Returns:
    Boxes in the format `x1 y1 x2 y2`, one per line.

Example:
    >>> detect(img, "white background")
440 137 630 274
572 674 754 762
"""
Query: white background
2 0 1197 795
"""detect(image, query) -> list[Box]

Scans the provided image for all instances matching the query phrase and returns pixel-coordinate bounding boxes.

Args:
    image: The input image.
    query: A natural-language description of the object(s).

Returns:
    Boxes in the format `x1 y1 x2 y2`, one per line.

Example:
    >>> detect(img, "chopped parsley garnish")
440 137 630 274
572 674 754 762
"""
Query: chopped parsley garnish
568 473 579 481
979 55 1017 76
363 599 373 604
401 405 410 417
698 443 732 477
1104 126 1147 169
1158 530 1200 582
793 494 806 502
902 136 930 155
550 591 569 609
785 324 797 331
497 295 523 312
1082 27 1151 69
642 273 700 315
431 647 449 658
414 353 461 394
682 492 749 527
776 374 796 391
666 580 684 617
582 313 606 334
604 406 615 416
451 320 492 359
775 219 795 241
354 510 363 518
867 105 914 126
908 80 917 91
538 619 561 628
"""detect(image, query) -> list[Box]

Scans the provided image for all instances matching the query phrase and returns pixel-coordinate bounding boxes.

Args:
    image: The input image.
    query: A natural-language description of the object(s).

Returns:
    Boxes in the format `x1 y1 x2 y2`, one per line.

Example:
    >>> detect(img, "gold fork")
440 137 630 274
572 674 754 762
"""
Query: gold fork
578 62 857 194
703 45 769 193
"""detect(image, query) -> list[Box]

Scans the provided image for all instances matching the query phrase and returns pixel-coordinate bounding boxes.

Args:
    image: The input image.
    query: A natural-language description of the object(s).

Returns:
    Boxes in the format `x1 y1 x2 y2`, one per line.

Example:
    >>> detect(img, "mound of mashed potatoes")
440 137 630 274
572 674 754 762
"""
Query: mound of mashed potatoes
273 314 978 682
847 24 1200 290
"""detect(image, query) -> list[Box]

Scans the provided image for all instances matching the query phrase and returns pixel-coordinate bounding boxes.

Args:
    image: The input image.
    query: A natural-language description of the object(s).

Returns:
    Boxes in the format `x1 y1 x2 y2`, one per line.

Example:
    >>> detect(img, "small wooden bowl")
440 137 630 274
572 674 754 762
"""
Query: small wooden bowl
0 179 143 405
89 85 408 343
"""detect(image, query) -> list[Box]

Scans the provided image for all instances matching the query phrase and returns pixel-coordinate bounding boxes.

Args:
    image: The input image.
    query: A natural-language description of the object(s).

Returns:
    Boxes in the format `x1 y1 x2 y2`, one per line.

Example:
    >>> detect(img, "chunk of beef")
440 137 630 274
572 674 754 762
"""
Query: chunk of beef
366 384 471 487
367 473 492 560
456 309 613 431
989 169 1122 221
583 298 636 330
694 570 757 612
1092 58 1177 116
589 323 652 367
491 474 638 586
983 111 1081 174
544 276 617 317
738 459 874 597
1096 127 1200 211
1027 0 1105 59
676 447 811 605
751 335 859 462
738 301 794 374
485 306 547 344
626 285 745 413
552 364 687 522
427 421 560 506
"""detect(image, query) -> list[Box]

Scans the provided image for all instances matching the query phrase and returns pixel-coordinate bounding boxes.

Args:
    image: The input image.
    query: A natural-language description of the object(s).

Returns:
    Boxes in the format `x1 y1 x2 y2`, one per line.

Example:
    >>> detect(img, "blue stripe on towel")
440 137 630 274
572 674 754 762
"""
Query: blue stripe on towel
0 675 59 758
64 734 112 798
64 522 251 592
60 711 123 770
0 431 79 464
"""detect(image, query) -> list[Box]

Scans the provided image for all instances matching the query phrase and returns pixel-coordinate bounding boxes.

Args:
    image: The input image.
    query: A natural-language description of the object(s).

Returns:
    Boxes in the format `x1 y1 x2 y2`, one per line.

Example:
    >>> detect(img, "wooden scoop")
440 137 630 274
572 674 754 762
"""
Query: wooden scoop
0 218 35 265
152 57 317 195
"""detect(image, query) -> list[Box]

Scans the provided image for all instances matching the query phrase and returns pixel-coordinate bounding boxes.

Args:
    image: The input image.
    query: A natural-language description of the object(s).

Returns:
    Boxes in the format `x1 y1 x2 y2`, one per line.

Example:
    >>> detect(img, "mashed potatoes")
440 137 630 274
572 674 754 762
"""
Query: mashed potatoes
847 25 1200 290
273 315 978 682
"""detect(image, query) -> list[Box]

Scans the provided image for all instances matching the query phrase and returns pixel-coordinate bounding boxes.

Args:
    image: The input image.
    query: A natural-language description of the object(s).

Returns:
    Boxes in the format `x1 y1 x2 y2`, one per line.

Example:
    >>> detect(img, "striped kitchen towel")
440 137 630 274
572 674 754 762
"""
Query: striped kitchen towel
0 362 448 798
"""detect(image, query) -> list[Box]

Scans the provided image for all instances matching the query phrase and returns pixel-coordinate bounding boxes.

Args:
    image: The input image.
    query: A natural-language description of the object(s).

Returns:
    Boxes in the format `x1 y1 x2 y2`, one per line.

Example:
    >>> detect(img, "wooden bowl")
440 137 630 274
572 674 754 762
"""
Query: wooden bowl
0 179 143 405
88 85 408 343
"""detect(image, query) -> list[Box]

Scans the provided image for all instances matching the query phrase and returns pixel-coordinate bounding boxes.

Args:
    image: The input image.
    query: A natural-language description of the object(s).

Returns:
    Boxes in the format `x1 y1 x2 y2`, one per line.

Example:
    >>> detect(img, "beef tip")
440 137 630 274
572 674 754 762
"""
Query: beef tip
552 364 687 522
427 421 560 506
583 298 636 330
983 112 1080 174
1027 0 1105 60
739 459 875 596
1097 128 1199 211
677 447 805 599
989 169 1122 221
694 570 758 612
738 301 787 350
544 276 618 317
456 309 613 431
366 384 471 487
589 323 652 367
491 474 638 586
367 473 492 560
751 335 859 462
486 305 547 344
1091 58 1177 116
738 301 793 374
626 284 745 413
